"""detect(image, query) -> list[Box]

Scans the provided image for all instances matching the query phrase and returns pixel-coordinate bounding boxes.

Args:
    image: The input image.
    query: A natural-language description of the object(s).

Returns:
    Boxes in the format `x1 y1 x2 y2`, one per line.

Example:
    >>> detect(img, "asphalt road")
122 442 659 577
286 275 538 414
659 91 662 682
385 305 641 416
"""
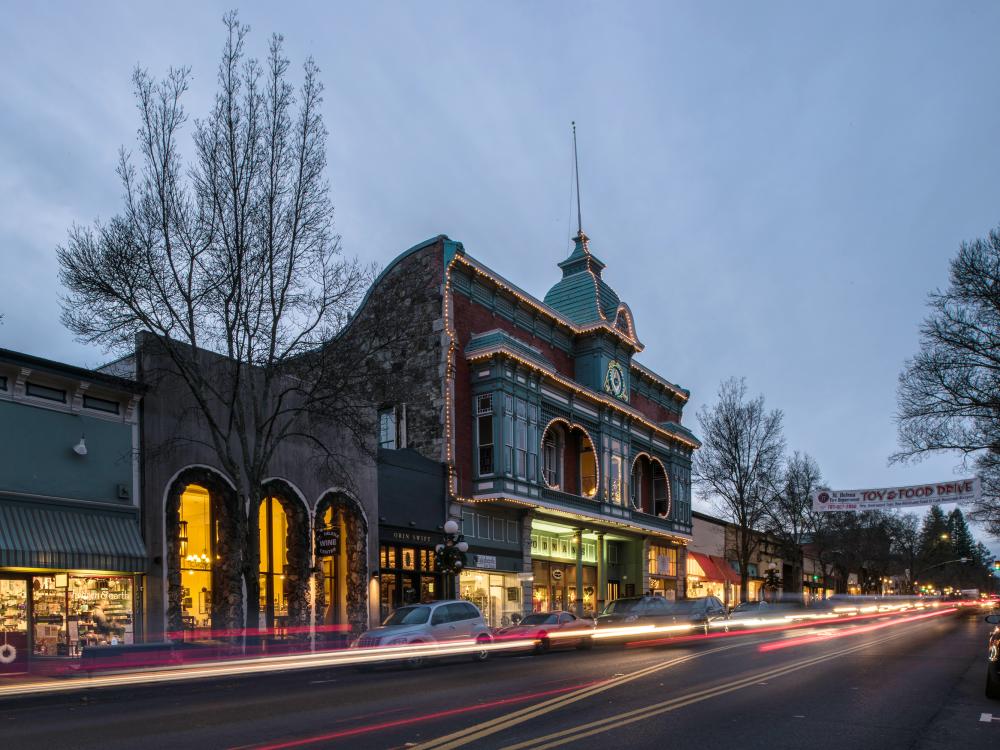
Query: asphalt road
1 610 998 750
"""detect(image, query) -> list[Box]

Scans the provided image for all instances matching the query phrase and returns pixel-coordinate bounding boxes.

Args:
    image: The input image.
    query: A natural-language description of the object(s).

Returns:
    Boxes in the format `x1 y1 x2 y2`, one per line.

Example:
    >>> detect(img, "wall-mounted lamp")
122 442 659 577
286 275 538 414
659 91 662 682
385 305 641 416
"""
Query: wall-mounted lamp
73 436 88 456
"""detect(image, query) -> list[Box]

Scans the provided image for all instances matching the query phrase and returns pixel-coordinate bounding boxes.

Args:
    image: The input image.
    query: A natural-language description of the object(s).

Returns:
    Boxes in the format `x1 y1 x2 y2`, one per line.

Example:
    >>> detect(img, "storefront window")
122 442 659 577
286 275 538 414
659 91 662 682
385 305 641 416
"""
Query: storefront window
68 576 134 649
258 497 289 630
648 545 677 576
460 571 522 628
30 575 134 656
179 484 214 629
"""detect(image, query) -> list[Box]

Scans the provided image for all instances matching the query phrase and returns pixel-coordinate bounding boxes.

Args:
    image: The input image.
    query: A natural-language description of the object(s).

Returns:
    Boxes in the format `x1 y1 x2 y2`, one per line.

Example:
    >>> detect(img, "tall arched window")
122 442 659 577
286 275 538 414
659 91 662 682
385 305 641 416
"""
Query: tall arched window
541 424 564 489
258 497 289 632
179 484 214 629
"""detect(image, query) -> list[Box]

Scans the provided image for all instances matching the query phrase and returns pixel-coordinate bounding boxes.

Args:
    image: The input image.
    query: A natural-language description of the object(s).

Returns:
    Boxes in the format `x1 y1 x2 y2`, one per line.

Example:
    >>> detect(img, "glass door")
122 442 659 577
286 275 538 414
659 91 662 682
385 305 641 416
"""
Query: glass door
0 578 28 674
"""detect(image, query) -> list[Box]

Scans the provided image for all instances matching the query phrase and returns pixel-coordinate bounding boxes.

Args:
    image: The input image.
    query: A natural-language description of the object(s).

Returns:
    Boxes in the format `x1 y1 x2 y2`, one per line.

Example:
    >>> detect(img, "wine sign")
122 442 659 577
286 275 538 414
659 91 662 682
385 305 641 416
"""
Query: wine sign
315 526 340 557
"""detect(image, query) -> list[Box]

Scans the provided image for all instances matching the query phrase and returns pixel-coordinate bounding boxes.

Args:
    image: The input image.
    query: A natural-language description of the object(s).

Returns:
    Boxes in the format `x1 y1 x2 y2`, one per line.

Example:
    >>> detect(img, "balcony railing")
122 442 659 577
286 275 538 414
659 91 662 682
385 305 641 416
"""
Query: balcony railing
539 487 692 537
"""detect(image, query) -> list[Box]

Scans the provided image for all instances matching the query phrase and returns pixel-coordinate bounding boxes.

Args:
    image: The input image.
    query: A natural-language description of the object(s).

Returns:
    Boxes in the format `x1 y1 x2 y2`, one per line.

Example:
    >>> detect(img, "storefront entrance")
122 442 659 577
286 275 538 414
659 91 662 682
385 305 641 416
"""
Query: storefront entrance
459 570 522 628
531 560 597 616
378 543 441 622
0 577 28 674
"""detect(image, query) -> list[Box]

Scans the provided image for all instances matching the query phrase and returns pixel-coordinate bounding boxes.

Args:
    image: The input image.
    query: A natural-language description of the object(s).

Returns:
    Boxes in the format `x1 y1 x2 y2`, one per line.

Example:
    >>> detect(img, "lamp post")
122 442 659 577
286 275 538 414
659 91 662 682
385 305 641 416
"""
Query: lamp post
435 520 469 599
764 562 782 603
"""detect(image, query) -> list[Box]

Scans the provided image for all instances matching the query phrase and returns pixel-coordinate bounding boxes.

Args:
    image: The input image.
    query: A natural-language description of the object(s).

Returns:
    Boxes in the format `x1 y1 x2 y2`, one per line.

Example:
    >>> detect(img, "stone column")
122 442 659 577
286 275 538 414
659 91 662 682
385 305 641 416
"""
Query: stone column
574 529 584 617
596 532 606 613
520 512 534 615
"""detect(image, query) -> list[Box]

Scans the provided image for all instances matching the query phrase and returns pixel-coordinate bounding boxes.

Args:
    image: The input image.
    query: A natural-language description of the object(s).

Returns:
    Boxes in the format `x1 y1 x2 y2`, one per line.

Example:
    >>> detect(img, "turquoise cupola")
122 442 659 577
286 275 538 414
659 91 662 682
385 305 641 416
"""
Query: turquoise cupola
543 231 638 344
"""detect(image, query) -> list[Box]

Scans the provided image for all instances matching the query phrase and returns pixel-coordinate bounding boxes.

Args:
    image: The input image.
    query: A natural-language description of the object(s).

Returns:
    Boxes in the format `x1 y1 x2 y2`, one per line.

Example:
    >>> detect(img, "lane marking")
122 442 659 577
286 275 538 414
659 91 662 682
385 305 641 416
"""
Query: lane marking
416 639 768 750
981 713 999 723
503 630 912 750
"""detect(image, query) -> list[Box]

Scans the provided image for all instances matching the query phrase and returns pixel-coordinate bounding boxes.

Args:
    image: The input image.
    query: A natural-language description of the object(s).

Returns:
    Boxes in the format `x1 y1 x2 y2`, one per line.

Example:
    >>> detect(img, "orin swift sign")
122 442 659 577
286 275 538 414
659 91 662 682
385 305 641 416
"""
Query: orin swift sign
812 477 982 512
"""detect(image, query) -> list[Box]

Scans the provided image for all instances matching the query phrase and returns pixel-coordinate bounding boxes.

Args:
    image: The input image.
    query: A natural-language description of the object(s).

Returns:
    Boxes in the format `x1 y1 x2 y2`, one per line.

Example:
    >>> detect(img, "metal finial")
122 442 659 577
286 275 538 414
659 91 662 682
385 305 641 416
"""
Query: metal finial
573 121 582 238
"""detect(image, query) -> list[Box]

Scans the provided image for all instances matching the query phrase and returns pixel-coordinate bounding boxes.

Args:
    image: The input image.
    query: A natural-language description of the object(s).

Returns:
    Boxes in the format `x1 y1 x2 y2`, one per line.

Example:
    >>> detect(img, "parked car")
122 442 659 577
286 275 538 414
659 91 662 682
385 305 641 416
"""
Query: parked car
986 613 1000 700
494 611 594 653
595 595 729 638
351 600 493 668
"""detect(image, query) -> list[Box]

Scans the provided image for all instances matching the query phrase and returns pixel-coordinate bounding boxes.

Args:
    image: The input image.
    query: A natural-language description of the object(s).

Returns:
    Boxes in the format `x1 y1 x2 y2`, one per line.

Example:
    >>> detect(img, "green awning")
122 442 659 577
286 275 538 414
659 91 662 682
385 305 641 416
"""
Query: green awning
0 500 148 573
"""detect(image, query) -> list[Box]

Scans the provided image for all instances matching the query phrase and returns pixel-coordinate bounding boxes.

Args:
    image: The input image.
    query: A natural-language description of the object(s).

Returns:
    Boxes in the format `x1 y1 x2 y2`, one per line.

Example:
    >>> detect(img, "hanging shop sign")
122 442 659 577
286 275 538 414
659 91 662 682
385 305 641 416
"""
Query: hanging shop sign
812 477 982 512
315 526 340 558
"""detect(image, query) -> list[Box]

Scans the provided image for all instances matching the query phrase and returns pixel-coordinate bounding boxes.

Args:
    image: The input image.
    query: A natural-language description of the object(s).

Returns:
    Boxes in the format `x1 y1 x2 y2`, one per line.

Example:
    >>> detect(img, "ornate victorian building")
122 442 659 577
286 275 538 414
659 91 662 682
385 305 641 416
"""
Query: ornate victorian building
367 230 699 626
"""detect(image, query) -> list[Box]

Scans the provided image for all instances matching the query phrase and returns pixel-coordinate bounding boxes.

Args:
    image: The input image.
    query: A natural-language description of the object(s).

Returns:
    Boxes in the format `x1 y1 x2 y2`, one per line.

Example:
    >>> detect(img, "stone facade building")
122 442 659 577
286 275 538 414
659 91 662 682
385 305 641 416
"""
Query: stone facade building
355 230 699 626
120 334 378 644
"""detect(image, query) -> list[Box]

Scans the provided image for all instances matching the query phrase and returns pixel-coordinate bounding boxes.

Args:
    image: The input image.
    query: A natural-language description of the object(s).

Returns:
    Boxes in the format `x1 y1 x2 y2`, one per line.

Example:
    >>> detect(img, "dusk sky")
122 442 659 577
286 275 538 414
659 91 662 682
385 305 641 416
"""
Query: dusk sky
2 2 997 553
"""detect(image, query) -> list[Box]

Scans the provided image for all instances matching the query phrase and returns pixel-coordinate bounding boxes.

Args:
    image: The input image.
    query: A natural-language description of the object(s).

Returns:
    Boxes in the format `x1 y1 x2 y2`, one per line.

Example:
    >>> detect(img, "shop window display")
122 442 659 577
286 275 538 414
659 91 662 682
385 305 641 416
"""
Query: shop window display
460 571 521 628
179 484 215 629
258 496 289 631
30 575 134 656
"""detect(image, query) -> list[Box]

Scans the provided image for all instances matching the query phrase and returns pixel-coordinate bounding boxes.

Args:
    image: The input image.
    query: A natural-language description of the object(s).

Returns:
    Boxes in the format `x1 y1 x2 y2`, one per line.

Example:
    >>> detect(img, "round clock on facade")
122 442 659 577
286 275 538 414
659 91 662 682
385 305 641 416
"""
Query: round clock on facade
605 360 627 400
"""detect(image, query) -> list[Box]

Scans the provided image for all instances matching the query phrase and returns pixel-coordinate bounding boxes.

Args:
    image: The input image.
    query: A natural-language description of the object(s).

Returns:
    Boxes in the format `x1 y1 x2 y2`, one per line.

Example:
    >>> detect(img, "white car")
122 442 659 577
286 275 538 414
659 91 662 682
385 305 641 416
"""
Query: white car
352 599 493 668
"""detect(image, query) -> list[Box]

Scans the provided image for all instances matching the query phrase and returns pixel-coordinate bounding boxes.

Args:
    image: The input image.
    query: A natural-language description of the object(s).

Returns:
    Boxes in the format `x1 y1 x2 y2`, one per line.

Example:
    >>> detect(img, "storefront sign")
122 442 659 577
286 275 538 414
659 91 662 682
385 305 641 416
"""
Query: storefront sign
812 477 982 512
384 528 436 545
474 554 497 570
315 526 340 557
551 568 564 581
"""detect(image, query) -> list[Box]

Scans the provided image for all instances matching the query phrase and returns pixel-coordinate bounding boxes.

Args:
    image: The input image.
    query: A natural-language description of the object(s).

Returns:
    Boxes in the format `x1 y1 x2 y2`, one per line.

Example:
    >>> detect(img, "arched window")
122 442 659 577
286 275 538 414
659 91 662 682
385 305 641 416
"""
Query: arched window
653 462 671 518
630 458 644 510
179 484 214 629
580 438 598 498
541 423 565 489
258 497 289 631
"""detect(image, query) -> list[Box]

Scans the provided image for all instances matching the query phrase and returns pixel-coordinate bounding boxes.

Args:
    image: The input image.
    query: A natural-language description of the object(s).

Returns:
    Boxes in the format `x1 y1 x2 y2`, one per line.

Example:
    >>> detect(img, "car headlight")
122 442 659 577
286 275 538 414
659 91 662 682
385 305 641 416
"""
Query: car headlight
387 636 410 646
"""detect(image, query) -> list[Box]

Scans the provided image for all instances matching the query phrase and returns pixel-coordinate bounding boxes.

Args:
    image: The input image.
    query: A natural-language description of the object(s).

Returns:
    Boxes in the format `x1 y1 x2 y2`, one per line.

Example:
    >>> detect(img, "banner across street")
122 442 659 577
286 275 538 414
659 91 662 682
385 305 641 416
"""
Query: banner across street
811 477 982 512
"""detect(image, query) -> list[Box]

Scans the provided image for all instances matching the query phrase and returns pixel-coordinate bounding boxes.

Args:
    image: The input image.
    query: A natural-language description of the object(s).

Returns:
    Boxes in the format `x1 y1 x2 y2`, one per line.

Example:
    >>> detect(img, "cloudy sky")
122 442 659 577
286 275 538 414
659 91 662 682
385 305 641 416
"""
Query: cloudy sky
2 2 997 552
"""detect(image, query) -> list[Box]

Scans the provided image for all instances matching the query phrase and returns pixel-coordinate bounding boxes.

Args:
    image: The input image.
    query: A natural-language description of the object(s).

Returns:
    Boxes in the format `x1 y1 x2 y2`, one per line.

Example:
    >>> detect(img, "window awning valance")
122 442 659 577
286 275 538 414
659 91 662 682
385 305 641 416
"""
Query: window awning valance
0 500 147 573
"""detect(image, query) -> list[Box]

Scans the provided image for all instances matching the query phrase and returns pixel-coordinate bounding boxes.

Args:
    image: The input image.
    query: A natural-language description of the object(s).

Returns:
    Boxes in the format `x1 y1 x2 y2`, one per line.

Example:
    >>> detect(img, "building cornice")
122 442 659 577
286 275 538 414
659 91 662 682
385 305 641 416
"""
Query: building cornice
464 344 700 450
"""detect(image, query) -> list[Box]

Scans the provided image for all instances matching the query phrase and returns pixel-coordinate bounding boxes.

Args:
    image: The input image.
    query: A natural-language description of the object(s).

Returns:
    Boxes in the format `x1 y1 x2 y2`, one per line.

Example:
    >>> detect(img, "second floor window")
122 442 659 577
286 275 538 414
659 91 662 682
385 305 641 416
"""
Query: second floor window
476 394 494 475
509 396 537 480
378 408 397 449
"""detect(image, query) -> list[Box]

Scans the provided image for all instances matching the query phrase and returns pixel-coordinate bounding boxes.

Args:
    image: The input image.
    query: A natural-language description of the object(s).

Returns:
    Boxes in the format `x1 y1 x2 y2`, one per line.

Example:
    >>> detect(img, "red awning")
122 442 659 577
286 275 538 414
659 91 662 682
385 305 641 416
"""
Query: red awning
688 551 727 582
709 555 741 585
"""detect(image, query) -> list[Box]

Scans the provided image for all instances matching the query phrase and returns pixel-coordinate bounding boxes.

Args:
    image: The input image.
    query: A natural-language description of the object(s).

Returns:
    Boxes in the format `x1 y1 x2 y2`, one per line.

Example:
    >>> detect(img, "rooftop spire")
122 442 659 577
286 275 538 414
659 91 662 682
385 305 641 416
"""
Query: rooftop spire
572 121 588 250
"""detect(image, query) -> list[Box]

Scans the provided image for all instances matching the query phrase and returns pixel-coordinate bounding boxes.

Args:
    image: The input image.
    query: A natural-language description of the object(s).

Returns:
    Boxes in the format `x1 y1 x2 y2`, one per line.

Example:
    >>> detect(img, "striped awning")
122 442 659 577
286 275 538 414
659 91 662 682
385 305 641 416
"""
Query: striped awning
0 500 148 573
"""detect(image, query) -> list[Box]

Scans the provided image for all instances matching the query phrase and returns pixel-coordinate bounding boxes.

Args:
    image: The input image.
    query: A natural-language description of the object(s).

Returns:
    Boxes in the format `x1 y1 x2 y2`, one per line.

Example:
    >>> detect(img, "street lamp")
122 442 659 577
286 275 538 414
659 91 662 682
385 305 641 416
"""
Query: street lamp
435 520 468 597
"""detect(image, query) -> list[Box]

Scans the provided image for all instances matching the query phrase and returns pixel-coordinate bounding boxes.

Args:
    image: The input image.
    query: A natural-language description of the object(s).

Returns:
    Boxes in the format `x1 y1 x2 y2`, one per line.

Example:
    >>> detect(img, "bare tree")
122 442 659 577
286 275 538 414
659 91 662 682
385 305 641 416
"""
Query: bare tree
894 226 1000 535
57 14 417 631
695 377 786 601
765 451 823 593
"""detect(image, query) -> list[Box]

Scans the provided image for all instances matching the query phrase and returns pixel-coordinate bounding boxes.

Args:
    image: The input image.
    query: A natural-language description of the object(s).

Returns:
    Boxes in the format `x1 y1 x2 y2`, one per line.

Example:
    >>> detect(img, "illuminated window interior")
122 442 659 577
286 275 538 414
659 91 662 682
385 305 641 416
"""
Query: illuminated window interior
580 445 597 498
320 503 349 626
258 497 289 629
179 484 213 629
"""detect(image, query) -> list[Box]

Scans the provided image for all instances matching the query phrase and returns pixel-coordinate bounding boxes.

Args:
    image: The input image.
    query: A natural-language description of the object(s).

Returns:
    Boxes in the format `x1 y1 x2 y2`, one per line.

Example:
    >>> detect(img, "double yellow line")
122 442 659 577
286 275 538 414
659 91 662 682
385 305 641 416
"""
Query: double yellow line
420 629 911 750
417 641 747 750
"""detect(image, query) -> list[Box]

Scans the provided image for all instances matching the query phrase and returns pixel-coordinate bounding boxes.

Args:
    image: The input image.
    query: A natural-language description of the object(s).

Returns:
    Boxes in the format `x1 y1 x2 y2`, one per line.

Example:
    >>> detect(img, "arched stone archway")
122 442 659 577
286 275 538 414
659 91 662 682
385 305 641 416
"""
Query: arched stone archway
257 480 311 632
313 491 368 639
165 467 241 635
